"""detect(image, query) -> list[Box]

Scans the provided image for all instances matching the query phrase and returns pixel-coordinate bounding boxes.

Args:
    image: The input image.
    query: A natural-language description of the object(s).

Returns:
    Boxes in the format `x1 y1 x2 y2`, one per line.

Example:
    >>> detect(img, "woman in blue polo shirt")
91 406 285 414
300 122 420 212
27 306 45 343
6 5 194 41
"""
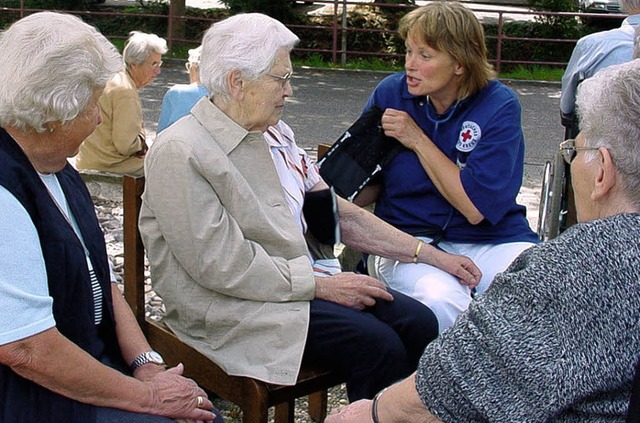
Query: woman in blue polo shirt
360 2 538 332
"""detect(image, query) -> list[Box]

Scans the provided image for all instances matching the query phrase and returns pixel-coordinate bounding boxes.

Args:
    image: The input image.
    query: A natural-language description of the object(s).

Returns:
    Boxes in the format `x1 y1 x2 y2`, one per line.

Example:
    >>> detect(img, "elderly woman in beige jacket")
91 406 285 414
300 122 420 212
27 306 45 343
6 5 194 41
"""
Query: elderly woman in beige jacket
75 31 166 176
140 13 481 402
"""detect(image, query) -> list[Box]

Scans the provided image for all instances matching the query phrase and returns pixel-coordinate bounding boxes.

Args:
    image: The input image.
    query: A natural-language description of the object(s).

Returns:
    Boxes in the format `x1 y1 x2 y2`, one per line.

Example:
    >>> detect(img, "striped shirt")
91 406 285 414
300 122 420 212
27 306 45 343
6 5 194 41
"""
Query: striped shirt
265 120 341 277
40 173 103 324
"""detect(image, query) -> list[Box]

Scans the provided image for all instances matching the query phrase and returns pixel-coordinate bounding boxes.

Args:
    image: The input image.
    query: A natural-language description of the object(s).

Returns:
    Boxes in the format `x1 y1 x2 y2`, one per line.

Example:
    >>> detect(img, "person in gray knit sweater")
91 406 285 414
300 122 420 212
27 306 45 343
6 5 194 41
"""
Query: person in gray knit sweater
327 60 640 422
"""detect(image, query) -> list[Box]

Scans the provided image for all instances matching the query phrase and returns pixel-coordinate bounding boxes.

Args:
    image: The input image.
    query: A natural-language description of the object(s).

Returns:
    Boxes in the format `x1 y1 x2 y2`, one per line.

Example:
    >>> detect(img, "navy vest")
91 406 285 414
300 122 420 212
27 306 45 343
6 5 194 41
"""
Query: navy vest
0 128 124 422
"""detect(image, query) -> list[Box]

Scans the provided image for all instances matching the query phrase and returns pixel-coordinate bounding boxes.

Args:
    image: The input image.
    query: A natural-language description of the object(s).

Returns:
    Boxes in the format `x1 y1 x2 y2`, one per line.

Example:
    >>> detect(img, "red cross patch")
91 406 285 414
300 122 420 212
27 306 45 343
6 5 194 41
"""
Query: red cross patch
456 121 481 153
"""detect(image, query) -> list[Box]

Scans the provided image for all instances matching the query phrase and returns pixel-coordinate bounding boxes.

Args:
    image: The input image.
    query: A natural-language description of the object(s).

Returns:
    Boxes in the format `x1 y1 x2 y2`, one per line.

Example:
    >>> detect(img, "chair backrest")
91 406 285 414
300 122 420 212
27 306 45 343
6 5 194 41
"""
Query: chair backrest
122 175 147 327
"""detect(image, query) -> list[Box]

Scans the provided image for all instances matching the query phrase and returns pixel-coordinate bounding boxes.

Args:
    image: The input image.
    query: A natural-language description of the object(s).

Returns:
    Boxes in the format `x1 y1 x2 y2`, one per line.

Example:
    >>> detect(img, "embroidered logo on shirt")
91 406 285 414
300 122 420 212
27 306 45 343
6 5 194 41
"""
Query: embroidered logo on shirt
456 121 481 153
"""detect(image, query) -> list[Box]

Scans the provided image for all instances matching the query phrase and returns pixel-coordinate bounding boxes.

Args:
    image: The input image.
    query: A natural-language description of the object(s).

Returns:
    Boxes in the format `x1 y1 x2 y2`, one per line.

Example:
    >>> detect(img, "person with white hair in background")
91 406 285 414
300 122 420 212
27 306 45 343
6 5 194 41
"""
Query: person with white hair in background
328 59 640 423
0 12 220 423
157 46 209 132
76 30 167 176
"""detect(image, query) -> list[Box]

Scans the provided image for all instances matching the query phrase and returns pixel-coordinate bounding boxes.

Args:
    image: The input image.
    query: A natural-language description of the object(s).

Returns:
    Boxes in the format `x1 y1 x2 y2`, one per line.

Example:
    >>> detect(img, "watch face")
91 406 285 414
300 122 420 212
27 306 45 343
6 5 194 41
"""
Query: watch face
148 351 164 364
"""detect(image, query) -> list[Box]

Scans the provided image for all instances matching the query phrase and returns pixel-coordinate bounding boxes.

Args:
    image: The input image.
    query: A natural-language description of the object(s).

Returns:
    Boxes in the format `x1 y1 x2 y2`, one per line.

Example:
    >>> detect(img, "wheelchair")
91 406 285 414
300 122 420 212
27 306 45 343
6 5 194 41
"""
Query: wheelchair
536 112 580 241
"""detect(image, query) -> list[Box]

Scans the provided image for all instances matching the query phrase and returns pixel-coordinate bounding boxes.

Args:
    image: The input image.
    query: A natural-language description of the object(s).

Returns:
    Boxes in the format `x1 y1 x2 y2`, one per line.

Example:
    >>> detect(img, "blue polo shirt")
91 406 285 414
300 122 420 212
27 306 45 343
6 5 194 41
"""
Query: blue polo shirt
365 72 538 244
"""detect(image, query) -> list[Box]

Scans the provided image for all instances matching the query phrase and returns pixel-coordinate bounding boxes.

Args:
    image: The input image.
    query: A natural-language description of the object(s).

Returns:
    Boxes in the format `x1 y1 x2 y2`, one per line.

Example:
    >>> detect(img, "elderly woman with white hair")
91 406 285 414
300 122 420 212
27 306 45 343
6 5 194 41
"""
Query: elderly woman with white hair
140 12 484 401
328 59 640 422
157 46 209 132
0 12 219 422
76 30 167 176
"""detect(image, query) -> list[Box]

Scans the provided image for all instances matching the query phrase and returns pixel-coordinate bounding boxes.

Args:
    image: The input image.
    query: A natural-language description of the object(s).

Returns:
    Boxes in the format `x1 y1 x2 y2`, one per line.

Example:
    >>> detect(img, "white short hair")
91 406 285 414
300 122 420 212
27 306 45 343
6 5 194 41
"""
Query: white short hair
0 12 122 132
200 13 299 102
576 59 640 205
188 46 203 66
123 31 168 66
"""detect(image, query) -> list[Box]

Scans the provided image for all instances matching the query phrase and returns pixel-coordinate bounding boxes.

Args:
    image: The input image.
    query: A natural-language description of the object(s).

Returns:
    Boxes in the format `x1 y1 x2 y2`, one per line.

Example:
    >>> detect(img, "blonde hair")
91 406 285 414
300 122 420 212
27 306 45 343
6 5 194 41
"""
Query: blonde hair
398 2 495 99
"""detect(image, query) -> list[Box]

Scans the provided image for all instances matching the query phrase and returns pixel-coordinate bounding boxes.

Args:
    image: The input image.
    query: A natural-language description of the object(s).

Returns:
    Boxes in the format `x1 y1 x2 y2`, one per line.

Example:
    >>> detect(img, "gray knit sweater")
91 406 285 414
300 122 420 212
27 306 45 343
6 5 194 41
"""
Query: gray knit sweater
416 213 640 422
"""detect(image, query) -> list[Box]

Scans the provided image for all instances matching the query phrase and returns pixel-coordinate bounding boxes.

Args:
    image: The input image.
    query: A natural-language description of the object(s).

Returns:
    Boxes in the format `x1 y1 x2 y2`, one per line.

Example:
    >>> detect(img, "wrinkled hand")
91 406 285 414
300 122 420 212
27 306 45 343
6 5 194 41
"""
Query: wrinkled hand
315 272 394 310
428 249 482 288
133 363 167 382
325 400 373 423
144 363 216 422
381 108 427 150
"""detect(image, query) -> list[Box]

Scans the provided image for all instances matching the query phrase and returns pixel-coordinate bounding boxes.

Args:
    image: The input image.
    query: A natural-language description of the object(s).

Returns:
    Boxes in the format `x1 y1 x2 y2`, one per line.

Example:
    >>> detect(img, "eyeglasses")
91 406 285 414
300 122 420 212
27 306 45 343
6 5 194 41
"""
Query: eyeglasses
147 60 163 69
559 138 599 164
266 71 293 88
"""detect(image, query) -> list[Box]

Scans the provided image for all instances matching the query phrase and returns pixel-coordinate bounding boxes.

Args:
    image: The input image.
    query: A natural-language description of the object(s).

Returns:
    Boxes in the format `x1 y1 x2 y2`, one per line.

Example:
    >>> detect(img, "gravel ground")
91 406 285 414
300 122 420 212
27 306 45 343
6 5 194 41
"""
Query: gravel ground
95 198 348 422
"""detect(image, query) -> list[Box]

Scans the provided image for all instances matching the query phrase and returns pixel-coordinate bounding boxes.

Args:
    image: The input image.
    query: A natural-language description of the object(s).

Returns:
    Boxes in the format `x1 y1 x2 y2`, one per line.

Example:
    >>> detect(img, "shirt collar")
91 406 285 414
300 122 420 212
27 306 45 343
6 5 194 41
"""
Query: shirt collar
190 97 259 155
624 14 640 26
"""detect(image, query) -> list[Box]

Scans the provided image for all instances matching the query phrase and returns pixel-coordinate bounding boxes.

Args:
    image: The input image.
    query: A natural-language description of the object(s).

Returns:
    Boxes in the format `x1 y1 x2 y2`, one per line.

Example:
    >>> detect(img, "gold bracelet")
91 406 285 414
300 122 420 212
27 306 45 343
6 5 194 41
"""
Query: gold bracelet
412 239 424 263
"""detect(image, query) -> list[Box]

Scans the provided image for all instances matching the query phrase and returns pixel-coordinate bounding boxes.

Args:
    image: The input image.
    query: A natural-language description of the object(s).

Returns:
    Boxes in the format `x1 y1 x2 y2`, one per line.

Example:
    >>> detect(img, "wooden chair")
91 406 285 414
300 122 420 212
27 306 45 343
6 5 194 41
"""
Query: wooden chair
317 143 331 160
122 175 345 423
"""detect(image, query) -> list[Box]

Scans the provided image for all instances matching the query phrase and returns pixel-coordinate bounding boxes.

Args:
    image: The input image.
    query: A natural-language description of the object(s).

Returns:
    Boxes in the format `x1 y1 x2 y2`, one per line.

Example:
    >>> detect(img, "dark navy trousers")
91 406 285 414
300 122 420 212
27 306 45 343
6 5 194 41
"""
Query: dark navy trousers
302 288 438 401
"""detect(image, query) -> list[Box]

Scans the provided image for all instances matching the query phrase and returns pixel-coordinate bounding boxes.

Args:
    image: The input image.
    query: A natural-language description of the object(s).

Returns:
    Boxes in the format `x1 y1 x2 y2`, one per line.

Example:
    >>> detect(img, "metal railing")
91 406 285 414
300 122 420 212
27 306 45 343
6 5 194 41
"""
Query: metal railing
2 0 628 73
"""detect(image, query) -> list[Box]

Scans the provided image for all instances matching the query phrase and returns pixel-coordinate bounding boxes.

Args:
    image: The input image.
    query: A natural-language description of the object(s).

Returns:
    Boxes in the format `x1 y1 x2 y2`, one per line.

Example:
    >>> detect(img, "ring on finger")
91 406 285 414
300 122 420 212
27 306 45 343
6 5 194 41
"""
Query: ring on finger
196 395 205 408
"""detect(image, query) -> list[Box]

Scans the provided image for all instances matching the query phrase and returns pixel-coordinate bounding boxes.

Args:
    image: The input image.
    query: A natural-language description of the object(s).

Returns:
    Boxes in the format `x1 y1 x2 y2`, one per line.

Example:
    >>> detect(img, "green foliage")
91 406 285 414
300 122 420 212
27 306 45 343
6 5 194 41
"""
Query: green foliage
218 0 295 21
177 8 229 42
83 2 168 38
0 6 20 30
484 20 580 72
0 0 90 10
27 0 90 10
293 53 403 71
296 5 403 67
528 0 581 47
530 0 579 12
500 65 564 81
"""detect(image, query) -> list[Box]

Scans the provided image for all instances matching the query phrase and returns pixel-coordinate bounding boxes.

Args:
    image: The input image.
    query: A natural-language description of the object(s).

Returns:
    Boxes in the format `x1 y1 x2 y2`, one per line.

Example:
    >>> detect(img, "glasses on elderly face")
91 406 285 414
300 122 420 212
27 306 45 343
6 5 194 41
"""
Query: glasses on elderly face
559 138 600 164
266 71 293 88
146 60 163 69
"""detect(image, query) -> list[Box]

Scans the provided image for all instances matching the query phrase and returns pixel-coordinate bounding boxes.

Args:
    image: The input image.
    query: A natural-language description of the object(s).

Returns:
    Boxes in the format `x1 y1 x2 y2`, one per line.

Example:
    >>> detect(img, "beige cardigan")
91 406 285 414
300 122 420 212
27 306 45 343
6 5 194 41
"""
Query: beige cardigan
139 98 316 385
76 70 145 175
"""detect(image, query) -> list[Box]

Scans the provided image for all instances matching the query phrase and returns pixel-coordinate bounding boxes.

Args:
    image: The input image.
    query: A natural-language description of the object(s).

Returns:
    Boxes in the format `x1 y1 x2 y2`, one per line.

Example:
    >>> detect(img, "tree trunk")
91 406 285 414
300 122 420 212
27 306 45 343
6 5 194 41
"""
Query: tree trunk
168 0 187 49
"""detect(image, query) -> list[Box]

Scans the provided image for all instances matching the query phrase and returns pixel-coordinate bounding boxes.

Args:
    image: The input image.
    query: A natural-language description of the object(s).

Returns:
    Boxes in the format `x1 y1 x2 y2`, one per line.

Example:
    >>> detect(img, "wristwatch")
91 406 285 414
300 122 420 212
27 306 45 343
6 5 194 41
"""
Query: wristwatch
130 350 165 370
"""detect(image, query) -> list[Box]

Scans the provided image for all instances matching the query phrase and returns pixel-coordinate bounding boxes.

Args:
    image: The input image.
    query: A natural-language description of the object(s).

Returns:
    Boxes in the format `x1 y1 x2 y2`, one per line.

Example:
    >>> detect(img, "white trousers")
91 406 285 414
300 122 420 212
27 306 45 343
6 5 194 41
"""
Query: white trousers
369 238 535 333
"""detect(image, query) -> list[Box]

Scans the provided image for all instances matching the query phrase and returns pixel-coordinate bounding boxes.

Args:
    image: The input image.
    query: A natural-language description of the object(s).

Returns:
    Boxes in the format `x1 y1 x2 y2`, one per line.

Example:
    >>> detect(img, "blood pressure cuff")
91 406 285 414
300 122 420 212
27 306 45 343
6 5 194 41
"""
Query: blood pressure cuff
317 105 402 202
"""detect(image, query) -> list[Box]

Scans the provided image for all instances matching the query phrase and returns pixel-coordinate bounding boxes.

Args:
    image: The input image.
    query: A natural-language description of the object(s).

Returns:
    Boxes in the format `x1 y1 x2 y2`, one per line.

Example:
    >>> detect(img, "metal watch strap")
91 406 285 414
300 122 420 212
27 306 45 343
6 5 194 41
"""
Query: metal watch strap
130 351 164 370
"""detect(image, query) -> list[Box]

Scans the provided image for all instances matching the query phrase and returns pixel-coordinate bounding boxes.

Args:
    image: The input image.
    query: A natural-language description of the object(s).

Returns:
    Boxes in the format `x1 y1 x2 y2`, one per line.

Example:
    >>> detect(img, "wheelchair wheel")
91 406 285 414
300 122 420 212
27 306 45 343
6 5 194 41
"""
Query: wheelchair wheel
546 153 567 240
537 153 567 241
536 161 552 241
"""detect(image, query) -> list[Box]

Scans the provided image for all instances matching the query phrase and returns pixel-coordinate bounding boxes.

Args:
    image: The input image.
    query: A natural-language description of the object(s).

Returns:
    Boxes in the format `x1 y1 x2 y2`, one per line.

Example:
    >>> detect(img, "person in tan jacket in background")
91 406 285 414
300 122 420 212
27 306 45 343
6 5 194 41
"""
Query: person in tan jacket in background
75 31 167 176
